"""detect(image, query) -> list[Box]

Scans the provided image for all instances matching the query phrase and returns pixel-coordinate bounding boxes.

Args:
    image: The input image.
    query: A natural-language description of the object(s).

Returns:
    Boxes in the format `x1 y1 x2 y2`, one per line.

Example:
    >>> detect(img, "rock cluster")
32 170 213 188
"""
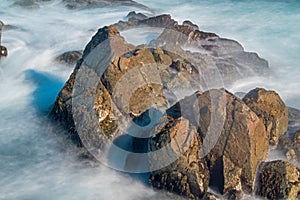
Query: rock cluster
51 13 298 199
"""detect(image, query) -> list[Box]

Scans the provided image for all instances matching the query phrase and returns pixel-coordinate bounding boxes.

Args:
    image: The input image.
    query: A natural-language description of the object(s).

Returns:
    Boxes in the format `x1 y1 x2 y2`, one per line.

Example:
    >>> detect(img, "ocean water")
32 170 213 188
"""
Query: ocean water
0 0 299 199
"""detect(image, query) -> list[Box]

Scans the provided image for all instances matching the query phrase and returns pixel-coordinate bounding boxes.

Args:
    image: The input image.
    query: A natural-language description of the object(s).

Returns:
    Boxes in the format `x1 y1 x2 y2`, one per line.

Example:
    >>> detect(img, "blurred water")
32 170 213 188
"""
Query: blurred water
0 0 299 199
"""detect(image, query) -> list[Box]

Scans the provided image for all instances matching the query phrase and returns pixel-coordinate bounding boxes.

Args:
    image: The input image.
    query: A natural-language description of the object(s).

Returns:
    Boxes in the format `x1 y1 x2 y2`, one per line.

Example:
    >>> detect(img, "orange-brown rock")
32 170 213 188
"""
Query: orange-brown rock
243 88 288 146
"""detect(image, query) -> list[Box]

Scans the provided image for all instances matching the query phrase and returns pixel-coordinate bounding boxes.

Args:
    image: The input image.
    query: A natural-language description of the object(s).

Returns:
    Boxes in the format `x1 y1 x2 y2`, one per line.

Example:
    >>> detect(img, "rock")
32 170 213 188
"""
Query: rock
56 50 83 66
193 89 269 194
12 0 52 9
0 20 7 58
51 24 204 148
51 25 134 146
62 0 152 11
114 14 178 31
243 88 288 146
182 20 199 30
149 117 210 199
114 13 269 87
146 89 268 197
203 192 220 200
12 0 152 11
0 46 7 58
255 160 300 200
223 189 243 200
126 11 148 21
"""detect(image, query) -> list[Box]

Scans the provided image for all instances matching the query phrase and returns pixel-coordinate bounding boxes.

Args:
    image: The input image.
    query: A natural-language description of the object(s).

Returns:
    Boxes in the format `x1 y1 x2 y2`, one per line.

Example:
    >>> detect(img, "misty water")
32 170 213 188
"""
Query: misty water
0 0 299 199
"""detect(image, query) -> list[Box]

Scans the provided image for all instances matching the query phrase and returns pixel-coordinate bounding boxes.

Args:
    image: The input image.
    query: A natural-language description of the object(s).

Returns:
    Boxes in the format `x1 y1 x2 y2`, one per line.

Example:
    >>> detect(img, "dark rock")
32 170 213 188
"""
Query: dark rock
127 11 148 21
0 20 7 58
0 46 7 57
255 160 300 200
62 0 152 11
223 189 243 200
243 88 288 146
12 0 52 9
182 20 199 30
56 50 83 66
203 192 220 200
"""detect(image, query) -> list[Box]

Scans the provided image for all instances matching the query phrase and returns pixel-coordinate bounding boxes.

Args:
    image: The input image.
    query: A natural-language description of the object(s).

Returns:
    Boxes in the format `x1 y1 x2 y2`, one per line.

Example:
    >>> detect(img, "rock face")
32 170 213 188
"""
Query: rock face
56 50 83 66
243 88 288 146
256 160 300 200
147 89 269 198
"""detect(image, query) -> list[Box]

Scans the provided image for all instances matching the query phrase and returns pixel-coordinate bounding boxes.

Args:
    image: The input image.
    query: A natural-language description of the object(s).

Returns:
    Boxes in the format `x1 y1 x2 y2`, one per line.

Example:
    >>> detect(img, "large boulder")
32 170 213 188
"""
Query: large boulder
147 89 269 197
243 88 288 146
256 160 300 200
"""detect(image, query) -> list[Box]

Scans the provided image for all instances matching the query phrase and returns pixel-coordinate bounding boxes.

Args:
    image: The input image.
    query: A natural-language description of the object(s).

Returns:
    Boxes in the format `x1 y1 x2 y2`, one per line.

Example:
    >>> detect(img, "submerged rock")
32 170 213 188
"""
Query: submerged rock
243 88 288 147
13 0 52 9
278 129 300 163
256 160 300 200
56 50 83 66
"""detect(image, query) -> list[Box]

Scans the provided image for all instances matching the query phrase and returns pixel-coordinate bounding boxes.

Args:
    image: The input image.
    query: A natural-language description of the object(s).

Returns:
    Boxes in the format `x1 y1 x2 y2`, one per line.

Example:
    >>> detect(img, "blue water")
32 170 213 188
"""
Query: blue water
0 0 299 199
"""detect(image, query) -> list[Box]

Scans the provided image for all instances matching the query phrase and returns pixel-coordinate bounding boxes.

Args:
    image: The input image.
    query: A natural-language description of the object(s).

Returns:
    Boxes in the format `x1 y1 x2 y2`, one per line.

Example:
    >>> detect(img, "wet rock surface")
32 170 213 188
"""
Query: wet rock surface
256 160 300 200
